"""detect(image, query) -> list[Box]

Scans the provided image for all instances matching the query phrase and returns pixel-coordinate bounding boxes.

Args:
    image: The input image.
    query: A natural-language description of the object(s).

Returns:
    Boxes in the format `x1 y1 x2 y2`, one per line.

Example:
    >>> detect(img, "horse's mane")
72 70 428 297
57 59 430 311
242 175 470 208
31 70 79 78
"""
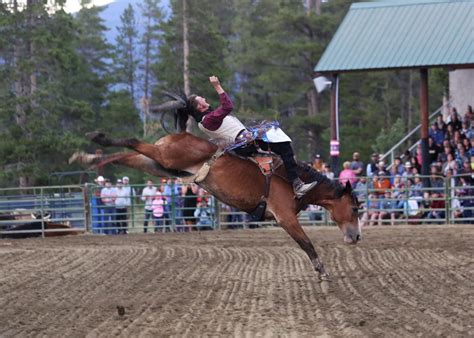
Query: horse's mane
297 163 346 198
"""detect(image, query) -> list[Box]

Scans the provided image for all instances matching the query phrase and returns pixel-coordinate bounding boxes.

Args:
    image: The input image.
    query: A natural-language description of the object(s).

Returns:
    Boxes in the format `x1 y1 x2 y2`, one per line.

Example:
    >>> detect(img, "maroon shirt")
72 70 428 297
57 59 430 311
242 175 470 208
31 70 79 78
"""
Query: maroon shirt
201 92 234 131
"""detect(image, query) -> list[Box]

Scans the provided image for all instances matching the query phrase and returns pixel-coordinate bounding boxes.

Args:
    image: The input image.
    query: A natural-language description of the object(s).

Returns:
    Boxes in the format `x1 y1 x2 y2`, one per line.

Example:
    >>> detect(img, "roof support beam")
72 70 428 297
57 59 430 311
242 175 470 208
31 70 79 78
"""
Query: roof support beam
420 68 430 187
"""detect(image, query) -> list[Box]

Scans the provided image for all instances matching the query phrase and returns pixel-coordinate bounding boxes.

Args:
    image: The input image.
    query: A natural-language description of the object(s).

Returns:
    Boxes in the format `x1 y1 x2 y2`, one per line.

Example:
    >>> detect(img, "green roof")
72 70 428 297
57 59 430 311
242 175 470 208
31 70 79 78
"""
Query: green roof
315 0 474 73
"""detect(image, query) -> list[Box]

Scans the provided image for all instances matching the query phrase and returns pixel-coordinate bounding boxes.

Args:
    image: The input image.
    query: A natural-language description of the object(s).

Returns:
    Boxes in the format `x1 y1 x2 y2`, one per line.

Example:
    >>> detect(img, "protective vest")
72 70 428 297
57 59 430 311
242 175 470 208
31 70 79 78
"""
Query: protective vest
198 115 246 144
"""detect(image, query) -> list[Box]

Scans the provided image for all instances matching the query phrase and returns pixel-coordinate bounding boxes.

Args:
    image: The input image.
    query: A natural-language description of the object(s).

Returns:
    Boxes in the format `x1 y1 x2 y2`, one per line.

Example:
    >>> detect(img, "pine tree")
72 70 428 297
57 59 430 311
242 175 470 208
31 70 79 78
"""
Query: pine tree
114 3 139 104
138 0 164 136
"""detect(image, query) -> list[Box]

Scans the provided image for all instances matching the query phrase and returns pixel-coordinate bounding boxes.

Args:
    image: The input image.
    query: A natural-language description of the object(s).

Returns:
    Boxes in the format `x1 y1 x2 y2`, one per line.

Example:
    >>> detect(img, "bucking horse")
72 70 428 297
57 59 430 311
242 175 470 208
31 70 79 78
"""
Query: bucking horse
70 125 361 281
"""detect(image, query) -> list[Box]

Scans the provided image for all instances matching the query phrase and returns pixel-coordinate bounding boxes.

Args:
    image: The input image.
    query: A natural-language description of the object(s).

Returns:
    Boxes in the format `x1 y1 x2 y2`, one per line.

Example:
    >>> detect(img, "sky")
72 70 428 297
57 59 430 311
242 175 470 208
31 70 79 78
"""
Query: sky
64 0 115 13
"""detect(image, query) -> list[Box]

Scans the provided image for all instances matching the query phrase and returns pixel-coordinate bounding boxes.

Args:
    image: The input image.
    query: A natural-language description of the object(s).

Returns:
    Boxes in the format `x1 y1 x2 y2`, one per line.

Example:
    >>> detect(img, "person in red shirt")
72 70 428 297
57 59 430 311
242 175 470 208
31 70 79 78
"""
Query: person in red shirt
182 76 317 198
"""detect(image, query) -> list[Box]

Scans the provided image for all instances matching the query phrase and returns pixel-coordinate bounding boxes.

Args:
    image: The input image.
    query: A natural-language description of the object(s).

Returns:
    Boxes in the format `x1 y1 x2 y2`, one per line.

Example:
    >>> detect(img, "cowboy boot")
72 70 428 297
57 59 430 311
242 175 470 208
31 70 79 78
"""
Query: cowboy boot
293 178 317 198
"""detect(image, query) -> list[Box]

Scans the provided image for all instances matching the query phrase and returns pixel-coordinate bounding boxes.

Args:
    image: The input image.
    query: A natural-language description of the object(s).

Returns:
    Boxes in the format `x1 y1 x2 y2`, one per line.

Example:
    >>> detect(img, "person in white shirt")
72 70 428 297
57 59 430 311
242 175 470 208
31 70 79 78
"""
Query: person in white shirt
141 179 157 233
115 179 130 234
100 179 117 234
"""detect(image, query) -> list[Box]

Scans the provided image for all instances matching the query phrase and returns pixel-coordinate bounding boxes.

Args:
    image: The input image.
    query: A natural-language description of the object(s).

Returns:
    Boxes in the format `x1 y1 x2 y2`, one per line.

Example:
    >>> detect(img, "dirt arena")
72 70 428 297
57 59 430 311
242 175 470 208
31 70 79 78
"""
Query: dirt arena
0 225 473 337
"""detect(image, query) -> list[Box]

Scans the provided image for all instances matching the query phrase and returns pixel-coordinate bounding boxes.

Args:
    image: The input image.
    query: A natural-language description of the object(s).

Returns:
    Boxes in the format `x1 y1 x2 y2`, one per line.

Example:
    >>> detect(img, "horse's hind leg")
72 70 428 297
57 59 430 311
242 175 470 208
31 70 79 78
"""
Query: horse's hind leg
69 151 173 177
277 216 330 281
86 132 167 165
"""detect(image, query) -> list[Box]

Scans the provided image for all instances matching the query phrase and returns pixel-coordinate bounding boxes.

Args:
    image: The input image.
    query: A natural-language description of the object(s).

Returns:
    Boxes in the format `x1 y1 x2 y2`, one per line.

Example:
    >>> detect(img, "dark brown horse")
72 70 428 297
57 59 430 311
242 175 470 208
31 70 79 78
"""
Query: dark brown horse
71 131 361 280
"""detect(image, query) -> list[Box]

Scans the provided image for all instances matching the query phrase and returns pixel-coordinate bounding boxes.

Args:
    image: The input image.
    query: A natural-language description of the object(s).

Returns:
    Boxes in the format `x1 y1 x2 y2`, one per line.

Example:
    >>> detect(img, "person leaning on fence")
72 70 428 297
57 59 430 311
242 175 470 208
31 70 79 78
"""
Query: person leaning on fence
92 176 106 234
151 191 165 232
121 176 136 229
194 198 213 230
114 179 129 234
182 183 198 231
141 179 157 233
100 179 117 234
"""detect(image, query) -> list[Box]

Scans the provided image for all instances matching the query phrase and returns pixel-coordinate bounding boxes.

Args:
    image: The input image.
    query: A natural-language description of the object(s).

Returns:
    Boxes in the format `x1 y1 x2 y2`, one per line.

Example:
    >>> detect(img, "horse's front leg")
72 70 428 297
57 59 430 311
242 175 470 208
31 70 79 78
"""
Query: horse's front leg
277 216 330 281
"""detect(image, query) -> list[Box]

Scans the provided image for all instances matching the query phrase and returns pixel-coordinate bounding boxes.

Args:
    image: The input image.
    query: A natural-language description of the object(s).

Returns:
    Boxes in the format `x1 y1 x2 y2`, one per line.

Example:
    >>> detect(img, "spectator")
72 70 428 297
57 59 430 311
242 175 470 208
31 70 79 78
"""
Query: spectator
455 144 468 167
402 162 413 180
460 159 473 176
392 157 405 176
114 179 129 234
366 153 379 177
447 107 462 131
411 175 424 199
354 177 369 201
121 176 136 226
360 193 380 226
312 154 324 172
306 204 323 222
377 160 389 176
468 138 474 158
194 198 213 230
378 190 398 226
436 114 447 133
460 121 470 138
458 176 474 221
398 191 422 220
162 178 184 226
462 137 471 153
151 191 165 232
446 124 456 145
183 183 198 230
451 194 464 222
452 130 463 148
464 105 473 124
100 179 117 234
442 153 457 176
322 163 335 180
426 192 445 223
350 152 364 177
92 176 106 234
339 161 357 187
391 175 405 199
429 121 445 146
428 137 441 164
141 179 157 233
373 172 391 196
173 178 185 227
438 143 453 163
429 165 445 194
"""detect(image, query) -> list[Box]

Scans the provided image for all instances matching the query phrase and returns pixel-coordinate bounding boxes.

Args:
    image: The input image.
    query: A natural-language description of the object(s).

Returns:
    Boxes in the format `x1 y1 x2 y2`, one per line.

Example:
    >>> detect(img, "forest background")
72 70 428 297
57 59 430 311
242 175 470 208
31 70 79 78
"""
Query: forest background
0 0 447 187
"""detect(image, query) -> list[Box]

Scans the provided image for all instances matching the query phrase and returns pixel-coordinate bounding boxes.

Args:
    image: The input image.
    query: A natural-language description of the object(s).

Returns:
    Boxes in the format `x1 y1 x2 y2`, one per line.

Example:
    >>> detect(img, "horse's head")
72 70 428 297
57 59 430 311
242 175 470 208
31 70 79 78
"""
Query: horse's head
329 181 361 244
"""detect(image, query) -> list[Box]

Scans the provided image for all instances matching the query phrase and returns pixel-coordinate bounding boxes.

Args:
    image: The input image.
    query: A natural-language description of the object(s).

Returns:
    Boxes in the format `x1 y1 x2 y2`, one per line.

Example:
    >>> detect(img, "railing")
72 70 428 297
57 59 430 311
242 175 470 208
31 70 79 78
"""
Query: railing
1 175 473 237
0 185 87 238
351 174 474 225
381 105 443 169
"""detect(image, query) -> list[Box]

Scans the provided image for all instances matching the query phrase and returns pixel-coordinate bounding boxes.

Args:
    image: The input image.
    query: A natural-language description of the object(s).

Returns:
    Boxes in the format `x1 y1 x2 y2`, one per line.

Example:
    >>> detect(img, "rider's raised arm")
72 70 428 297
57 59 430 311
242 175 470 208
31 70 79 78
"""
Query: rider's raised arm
210 75 233 113
201 76 234 131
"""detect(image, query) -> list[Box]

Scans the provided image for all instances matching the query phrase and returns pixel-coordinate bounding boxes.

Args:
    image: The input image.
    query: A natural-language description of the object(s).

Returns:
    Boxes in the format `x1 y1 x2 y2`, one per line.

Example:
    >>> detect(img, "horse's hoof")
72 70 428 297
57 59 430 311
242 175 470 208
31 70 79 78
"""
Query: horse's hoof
319 273 332 282
69 151 98 165
86 131 104 141
68 151 83 164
